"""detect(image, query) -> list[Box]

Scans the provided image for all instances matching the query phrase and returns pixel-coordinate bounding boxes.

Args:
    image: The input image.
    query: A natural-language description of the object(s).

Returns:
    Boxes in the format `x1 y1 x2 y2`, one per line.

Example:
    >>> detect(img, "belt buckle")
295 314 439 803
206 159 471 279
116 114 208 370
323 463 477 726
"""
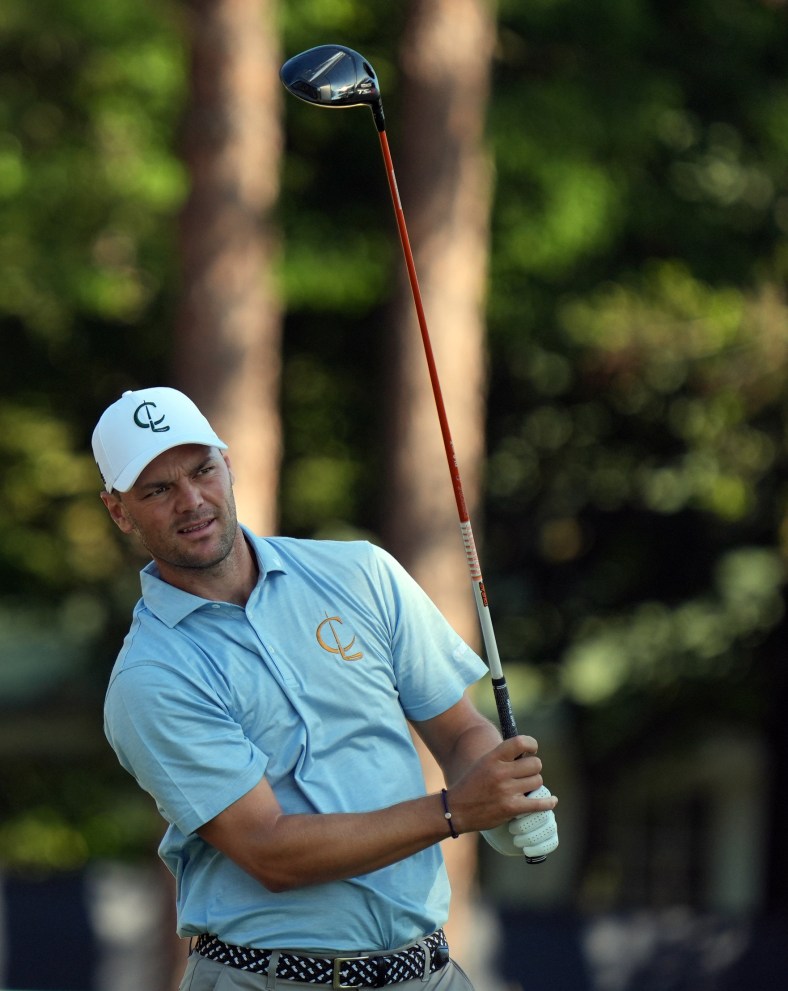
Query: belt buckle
332 954 370 989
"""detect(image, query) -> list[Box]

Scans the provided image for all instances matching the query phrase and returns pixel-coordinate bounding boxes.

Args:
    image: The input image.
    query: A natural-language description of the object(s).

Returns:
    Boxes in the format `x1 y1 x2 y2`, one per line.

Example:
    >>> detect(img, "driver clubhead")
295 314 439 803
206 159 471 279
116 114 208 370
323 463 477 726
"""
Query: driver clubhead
280 45 382 115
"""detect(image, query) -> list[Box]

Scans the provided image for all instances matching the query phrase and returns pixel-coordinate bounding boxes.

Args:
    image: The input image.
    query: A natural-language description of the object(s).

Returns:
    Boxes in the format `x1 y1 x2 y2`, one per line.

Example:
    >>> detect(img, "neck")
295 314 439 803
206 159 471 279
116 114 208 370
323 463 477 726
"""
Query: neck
156 528 259 606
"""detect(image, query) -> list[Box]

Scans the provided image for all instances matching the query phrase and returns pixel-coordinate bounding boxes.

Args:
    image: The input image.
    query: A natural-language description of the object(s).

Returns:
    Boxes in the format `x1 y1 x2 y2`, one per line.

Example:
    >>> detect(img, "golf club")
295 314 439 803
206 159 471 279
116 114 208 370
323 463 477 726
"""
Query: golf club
280 45 553 863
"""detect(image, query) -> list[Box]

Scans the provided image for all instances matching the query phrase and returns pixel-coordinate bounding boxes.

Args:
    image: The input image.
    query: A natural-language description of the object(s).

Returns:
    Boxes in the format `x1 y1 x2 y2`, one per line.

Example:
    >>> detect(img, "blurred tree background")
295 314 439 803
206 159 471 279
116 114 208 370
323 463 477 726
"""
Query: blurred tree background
1 0 788 987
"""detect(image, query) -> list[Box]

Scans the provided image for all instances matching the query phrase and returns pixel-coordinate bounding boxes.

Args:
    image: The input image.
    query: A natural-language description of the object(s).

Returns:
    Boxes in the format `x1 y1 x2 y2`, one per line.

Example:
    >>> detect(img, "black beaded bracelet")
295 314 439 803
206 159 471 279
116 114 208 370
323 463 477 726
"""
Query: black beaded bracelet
440 788 459 839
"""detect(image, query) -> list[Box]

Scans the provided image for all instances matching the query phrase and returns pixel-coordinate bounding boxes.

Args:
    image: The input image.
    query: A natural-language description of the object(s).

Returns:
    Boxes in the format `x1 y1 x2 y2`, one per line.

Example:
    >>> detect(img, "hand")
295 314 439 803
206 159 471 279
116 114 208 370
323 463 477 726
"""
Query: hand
446 735 554 833
481 786 559 859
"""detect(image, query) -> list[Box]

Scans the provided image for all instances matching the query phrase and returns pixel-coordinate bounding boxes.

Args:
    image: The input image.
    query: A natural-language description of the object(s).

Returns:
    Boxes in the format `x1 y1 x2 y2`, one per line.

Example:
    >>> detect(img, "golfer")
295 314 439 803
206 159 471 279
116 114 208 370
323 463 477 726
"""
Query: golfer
94 387 558 991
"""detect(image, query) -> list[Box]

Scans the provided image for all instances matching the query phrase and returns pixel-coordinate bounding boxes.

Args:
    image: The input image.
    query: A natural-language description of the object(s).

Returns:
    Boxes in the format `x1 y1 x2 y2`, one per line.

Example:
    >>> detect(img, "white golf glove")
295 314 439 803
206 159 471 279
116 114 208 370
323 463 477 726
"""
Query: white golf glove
481 786 559 859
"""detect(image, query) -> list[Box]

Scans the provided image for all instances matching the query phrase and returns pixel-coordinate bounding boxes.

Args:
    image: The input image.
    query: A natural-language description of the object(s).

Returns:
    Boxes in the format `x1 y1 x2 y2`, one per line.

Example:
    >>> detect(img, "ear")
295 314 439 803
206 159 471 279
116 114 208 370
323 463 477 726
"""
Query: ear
100 490 135 534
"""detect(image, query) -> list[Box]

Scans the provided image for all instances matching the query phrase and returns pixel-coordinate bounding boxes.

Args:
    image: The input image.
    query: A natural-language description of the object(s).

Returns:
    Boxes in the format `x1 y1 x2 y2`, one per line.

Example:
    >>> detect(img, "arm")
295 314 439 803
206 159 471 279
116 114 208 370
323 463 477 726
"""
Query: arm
198 691 556 891
199 775 453 892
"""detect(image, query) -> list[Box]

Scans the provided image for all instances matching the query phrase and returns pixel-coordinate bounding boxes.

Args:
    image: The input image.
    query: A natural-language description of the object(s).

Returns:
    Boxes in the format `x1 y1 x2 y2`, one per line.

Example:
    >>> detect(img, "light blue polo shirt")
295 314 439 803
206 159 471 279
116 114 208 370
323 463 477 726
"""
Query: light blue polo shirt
104 529 487 951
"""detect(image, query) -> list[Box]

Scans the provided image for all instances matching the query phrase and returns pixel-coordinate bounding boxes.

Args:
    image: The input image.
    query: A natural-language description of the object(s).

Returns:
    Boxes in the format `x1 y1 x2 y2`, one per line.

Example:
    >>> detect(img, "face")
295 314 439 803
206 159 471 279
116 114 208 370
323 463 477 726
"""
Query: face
102 444 239 578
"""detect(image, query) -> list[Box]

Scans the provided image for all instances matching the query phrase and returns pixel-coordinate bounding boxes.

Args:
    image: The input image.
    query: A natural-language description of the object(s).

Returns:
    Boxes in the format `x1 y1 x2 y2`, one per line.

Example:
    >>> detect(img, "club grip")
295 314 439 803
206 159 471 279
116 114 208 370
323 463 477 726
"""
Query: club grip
492 675 518 740
492 676 548 864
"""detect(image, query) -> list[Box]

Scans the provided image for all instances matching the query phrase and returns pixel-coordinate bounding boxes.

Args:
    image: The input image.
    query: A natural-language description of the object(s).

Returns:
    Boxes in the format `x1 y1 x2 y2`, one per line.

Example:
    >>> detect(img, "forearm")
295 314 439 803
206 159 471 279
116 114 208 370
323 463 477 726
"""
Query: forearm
200 791 452 892
438 717 503 786
412 695 504 786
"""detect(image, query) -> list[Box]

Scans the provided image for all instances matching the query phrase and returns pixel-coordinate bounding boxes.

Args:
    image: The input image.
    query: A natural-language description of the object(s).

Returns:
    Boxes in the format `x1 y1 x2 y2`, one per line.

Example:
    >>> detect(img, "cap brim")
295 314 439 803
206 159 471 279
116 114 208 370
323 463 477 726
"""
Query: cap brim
111 435 228 492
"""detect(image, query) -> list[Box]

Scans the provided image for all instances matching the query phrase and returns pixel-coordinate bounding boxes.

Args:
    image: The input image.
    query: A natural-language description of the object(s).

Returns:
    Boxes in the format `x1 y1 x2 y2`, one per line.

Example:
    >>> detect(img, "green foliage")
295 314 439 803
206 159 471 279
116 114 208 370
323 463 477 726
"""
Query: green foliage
562 547 784 707
0 0 187 871
0 0 186 338
483 0 788 760
0 749 162 871
0 404 117 592
277 1 404 536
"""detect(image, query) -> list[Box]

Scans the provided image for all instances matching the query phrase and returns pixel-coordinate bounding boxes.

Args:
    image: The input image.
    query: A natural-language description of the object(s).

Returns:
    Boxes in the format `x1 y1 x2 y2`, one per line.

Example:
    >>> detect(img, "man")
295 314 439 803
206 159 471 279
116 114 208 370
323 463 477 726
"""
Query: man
94 386 558 991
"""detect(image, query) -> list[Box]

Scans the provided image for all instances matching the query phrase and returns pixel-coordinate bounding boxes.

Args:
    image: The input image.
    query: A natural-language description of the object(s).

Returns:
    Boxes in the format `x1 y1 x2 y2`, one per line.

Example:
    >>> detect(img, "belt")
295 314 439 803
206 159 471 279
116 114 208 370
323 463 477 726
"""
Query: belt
194 929 449 989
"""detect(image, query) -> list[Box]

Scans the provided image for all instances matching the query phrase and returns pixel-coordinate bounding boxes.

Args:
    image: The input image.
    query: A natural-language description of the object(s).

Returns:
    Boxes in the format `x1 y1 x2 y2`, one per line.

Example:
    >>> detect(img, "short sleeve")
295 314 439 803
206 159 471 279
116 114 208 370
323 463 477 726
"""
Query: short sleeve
369 546 488 721
104 660 267 836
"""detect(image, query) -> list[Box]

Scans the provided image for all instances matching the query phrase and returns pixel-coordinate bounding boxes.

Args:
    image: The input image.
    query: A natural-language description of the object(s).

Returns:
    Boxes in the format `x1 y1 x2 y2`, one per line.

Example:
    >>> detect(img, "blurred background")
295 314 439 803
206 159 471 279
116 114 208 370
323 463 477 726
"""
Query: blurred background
1 0 787 989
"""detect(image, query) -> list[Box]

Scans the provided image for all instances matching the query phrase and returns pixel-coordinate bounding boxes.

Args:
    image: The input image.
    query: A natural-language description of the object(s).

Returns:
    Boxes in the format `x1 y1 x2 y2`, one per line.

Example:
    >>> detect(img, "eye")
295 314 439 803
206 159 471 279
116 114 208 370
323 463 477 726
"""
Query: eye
143 485 168 499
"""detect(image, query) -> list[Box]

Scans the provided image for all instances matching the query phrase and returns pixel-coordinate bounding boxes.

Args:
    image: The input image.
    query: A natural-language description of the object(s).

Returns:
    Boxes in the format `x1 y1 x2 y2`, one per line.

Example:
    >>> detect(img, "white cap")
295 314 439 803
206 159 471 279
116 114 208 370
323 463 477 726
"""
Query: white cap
92 387 227 492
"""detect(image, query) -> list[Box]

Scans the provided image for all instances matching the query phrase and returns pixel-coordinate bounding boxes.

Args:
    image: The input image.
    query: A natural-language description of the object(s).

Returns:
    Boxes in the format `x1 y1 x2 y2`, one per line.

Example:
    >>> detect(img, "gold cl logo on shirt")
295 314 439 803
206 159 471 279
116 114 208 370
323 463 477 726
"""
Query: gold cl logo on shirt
316 614 363 661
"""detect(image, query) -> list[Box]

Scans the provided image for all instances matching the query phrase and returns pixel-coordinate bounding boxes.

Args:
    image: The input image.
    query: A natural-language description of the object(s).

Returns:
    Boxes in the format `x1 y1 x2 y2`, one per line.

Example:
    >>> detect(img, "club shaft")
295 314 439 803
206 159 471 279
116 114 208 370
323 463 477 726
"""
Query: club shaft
377 129 514 710
378 129 548 864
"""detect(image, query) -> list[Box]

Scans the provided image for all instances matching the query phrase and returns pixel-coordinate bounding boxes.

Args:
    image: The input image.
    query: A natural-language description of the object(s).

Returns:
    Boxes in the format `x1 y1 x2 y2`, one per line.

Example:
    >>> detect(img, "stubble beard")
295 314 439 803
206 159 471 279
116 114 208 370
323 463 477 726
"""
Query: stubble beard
132 497 240 574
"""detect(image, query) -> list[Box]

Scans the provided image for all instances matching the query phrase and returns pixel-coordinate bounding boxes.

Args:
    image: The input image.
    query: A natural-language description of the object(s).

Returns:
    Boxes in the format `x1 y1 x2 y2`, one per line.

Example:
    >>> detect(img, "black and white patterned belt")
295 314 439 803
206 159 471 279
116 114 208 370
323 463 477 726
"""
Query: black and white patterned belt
193 929 449 988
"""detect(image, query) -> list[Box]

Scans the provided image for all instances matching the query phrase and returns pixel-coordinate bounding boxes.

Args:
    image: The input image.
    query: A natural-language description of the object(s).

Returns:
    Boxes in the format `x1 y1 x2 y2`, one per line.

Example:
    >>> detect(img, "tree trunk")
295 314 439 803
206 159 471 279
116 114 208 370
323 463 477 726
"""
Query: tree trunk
174 0 283 536
383 0 497 982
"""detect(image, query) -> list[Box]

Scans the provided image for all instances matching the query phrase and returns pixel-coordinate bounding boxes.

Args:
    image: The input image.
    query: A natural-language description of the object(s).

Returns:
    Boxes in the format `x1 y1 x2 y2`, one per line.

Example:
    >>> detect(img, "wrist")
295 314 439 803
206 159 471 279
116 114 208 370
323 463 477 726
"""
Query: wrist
440 788 459 839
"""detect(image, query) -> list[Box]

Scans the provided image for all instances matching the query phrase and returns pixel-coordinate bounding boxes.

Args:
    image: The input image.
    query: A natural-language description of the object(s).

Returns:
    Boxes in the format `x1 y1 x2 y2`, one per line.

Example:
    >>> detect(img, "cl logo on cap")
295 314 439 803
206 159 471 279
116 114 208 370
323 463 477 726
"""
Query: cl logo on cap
133 401 171 433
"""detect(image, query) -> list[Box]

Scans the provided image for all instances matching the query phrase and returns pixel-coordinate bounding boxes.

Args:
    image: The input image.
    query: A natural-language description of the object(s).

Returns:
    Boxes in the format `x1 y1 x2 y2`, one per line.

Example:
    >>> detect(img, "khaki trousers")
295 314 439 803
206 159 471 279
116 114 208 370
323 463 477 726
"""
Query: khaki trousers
178 951 475 991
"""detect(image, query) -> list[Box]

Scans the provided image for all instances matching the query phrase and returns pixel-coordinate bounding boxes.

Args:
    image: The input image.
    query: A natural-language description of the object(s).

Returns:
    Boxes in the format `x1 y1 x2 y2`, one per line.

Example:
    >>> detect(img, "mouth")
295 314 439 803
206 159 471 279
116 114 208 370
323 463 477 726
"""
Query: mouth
178 518 215 536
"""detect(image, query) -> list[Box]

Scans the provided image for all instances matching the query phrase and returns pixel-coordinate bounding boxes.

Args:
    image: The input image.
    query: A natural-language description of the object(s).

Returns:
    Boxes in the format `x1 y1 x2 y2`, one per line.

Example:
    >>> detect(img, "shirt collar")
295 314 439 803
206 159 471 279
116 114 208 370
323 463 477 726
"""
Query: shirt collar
139 525 287 628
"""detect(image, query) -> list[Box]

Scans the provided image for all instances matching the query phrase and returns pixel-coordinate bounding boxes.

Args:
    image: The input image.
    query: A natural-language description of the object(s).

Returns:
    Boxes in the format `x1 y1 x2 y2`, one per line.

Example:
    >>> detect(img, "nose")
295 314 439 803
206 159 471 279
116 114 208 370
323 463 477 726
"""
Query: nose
174 479 204 513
